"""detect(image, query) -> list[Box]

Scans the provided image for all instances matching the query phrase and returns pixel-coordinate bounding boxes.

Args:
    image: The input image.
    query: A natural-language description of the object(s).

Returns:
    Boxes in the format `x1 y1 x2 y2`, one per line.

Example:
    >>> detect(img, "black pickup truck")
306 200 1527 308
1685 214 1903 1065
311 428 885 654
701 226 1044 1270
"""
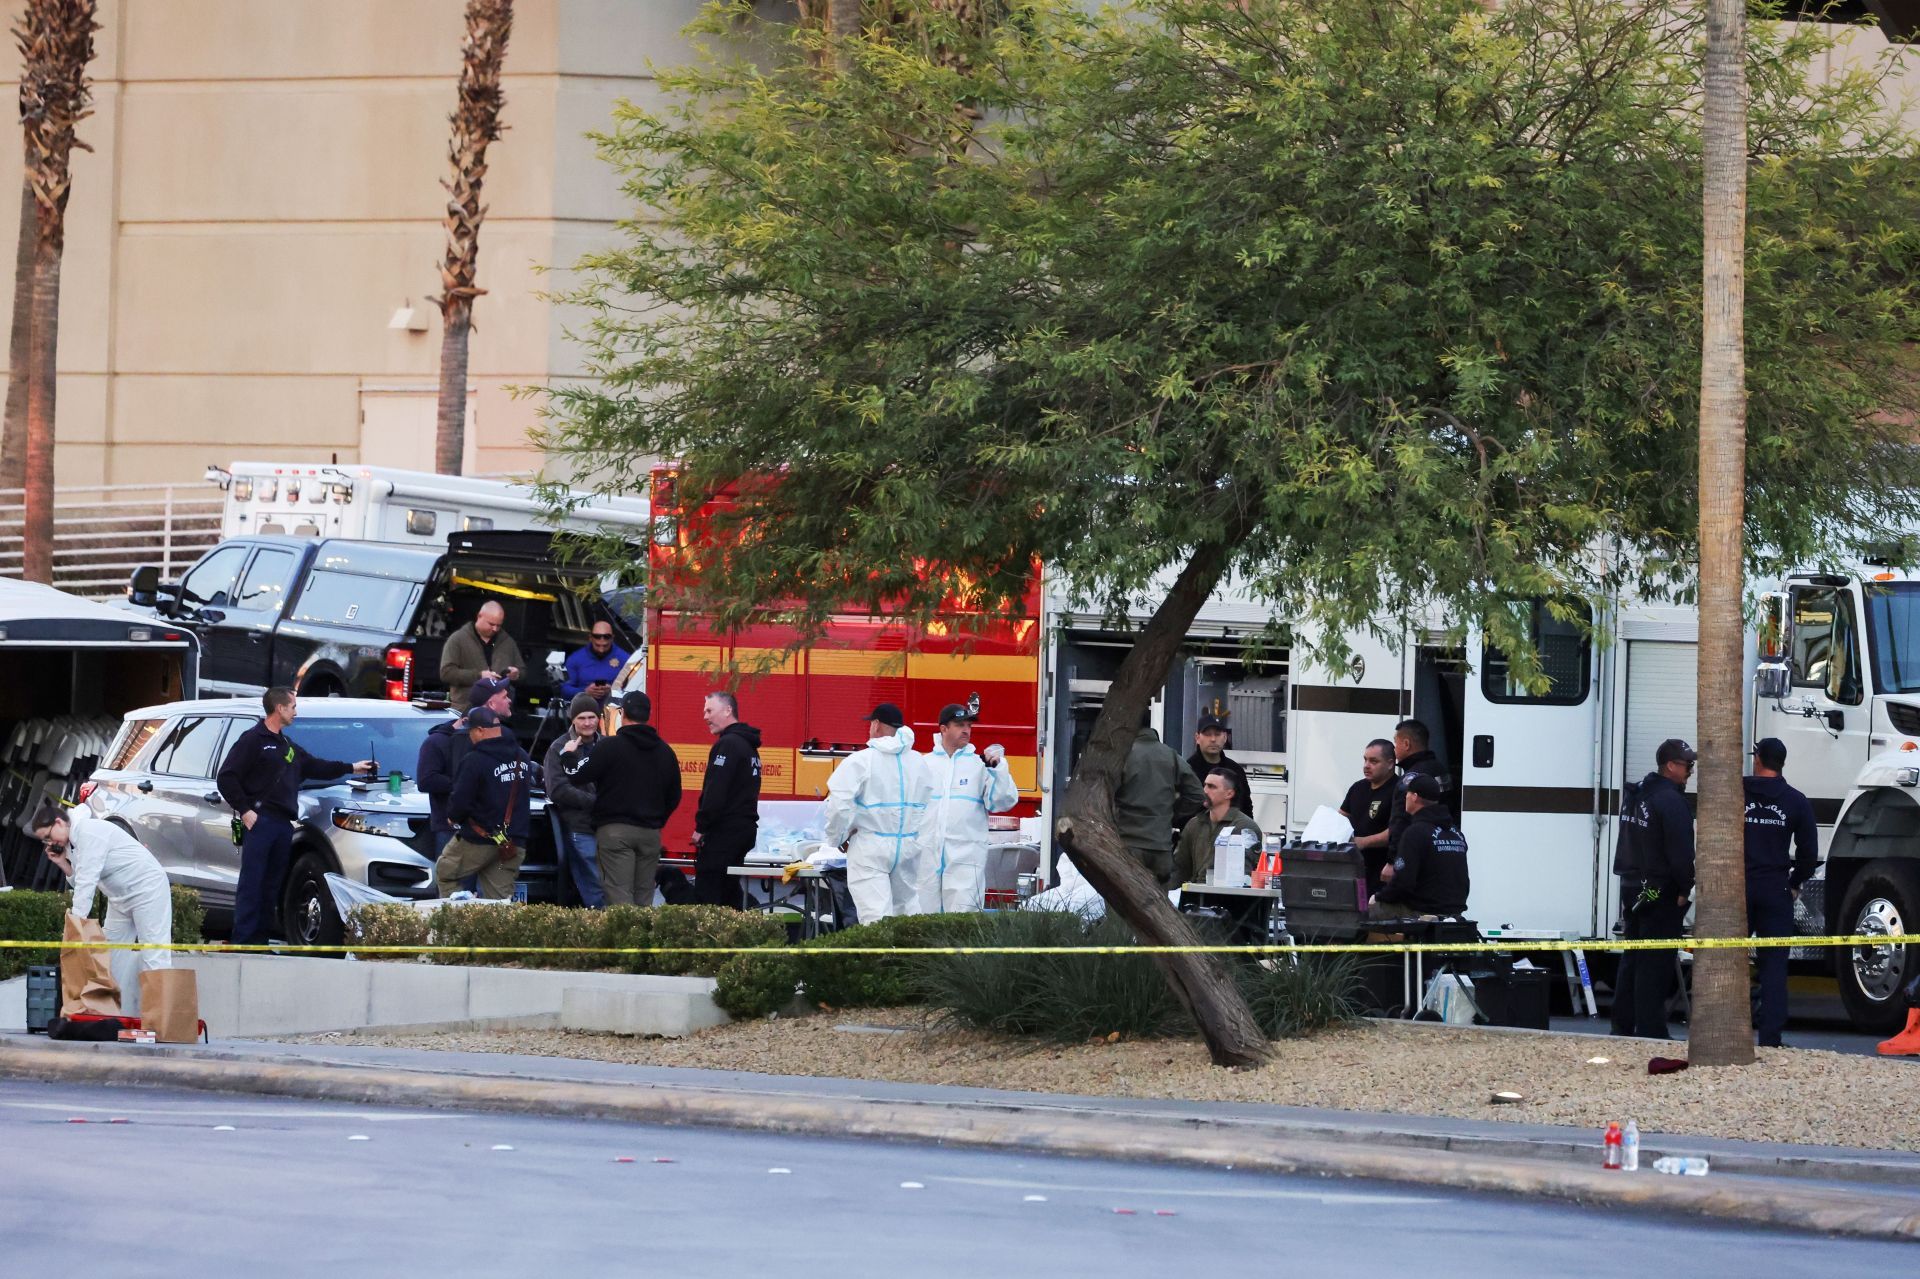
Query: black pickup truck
127 532 640 717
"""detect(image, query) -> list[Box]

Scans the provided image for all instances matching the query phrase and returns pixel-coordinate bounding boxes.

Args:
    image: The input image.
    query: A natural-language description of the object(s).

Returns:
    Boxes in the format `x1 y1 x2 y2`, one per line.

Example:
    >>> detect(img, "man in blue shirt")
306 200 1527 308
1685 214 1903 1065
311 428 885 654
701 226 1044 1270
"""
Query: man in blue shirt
561 623 629 703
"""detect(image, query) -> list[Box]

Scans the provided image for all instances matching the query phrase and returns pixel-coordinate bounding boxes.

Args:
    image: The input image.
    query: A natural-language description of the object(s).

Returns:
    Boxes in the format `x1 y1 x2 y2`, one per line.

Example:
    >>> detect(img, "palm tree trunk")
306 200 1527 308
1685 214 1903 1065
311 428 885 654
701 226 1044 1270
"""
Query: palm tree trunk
1690 0 1754 1069
2 179 36 492
14 0 99 584
21 226 59 583
434 0 513 476
830 0 862 74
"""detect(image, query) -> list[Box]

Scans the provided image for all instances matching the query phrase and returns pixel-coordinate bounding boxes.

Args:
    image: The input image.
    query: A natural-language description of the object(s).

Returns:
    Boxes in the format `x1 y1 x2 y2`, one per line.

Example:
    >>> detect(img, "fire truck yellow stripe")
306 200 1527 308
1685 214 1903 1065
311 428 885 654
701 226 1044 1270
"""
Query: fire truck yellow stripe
808 650 906 677
905 653 1039 682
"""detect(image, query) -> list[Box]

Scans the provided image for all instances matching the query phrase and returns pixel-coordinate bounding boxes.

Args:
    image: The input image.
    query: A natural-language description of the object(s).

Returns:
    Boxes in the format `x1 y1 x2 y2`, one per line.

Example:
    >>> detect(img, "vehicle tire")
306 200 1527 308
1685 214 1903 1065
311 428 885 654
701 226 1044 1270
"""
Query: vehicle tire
300 677 344 699
281 851 345 950
1834 860 1920 1035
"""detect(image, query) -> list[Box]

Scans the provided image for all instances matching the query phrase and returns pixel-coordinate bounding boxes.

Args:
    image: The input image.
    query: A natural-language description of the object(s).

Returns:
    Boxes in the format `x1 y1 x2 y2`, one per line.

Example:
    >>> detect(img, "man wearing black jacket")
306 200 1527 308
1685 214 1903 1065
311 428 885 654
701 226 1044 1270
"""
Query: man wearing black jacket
693 691 761 909
1611 738 1698 1039
1369 775 1470 918
1385 718 1452 862
215 687 371 945
438 707 534 899
418 678 512 853
1744 737 1819 1047
561 689 683 906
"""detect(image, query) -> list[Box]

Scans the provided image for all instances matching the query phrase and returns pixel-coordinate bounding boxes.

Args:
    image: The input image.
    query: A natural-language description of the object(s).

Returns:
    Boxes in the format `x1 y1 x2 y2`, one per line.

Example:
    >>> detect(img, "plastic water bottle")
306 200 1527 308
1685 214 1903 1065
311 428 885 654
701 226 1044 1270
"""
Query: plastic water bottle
1651 1156 1710 1176
1621 1120 1639 1172
1602 1122 1623 1170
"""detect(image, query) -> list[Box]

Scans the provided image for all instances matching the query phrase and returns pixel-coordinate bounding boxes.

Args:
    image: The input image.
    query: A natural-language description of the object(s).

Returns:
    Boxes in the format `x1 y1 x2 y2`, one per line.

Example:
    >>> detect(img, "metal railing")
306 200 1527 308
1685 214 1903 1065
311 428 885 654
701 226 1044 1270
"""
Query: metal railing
0 482 224 598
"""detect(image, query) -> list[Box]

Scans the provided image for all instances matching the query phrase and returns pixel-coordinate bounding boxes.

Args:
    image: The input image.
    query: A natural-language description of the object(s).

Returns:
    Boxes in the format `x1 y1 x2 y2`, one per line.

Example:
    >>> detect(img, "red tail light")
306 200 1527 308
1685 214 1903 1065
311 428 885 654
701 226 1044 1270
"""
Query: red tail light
76 781 97 804
383 645 414 701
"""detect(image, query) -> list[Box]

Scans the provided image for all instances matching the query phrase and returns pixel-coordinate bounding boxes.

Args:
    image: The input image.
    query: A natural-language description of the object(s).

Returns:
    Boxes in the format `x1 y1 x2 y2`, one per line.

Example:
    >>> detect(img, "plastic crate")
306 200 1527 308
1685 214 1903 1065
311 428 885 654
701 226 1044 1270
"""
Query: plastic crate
25 965 58 1033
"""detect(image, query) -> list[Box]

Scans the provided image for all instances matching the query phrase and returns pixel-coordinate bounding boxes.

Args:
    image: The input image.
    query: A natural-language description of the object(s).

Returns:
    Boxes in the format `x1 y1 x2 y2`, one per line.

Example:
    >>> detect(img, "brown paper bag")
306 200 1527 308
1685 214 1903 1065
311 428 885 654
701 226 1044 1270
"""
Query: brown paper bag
139 969 200 1043
59 914 122 1016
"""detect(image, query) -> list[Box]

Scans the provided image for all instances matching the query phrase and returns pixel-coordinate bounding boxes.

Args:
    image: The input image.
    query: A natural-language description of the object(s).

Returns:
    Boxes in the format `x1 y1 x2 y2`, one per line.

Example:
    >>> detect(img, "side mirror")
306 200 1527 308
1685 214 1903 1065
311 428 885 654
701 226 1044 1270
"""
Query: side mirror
1756 591 1792 667
1754 663 1791 701
128 564 161 608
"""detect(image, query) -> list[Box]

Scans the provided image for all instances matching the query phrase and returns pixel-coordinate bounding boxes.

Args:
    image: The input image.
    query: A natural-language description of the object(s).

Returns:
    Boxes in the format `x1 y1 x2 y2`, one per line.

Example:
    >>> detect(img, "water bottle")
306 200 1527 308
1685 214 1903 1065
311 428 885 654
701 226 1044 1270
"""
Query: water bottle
1651 1155 1710 1176
1621 1120 1639 1172
1602 1122 1622 1170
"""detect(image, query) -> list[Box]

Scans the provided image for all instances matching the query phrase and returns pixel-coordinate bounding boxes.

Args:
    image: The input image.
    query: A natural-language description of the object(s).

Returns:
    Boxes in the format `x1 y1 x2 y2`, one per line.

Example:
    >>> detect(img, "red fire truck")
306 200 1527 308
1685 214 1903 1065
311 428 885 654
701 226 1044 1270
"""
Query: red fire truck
623 466 1045 856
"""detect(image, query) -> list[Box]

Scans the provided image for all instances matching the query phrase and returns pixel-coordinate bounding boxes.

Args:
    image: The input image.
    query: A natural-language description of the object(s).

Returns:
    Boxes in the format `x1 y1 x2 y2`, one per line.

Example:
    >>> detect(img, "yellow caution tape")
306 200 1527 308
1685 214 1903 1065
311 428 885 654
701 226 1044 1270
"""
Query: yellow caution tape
0 934 1906 956
451 574 557 603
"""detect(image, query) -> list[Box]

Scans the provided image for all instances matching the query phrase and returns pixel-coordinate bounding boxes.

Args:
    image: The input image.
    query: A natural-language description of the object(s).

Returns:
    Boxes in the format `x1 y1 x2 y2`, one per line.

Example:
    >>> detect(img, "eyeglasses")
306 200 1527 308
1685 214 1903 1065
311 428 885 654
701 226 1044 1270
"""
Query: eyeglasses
590 632 613 641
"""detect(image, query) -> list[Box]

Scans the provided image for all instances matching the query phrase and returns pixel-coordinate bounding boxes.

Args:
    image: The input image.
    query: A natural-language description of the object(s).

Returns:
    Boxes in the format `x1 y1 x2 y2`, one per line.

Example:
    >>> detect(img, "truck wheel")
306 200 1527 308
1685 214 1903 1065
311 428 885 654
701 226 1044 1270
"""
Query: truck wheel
282 852 345 950
300 677 344 698
1834 860 1920 1035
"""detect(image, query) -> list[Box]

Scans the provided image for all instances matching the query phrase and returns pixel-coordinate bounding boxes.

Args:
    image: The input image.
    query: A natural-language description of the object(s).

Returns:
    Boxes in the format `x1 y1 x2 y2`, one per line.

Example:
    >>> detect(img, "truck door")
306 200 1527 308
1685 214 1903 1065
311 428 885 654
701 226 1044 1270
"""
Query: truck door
215 544 303 692
1458 604 1601 935
1758 582 1874 842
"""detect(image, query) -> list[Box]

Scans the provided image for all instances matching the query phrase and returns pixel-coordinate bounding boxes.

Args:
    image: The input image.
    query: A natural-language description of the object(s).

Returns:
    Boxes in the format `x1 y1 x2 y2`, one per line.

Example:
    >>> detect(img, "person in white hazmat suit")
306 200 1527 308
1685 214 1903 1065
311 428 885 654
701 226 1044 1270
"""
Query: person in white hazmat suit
914 702 1018 913
821 703 930 925
33 799 172 1014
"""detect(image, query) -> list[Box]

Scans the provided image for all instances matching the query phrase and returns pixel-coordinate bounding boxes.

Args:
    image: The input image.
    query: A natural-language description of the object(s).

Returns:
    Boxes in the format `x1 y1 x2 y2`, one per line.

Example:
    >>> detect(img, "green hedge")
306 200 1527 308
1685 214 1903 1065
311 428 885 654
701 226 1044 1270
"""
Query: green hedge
0 886 206 980
344 901 785 978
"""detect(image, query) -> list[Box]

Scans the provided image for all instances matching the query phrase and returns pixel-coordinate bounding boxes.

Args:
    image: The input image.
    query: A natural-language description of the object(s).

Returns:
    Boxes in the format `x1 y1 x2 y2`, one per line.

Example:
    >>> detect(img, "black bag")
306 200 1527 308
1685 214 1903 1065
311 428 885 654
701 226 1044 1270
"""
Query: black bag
47 1015 128 1042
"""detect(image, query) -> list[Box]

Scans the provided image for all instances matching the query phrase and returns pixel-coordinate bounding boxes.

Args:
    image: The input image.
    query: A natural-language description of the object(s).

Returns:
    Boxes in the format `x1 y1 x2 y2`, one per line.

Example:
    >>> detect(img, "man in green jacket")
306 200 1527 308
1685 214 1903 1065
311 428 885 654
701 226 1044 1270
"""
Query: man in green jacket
1172 766 1263 889
1113 718 1204 886
440 600 525 711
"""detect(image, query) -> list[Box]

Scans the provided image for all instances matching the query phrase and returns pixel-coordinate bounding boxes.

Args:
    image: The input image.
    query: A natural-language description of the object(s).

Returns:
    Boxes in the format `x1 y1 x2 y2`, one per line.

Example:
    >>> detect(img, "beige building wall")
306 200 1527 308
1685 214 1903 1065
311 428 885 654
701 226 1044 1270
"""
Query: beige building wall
0 0 714 488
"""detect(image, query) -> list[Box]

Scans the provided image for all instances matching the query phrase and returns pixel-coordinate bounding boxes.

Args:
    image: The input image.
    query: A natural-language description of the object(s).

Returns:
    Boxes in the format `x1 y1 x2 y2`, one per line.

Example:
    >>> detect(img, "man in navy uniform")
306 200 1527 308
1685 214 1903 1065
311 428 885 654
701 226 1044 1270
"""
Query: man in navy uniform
1743 737 1818 1048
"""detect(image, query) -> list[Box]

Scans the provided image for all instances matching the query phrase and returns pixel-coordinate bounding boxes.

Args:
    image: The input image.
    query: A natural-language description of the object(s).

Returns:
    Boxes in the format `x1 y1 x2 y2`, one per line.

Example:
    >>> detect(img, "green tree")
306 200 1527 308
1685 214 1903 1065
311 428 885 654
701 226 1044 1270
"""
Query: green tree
540 0 1920 1064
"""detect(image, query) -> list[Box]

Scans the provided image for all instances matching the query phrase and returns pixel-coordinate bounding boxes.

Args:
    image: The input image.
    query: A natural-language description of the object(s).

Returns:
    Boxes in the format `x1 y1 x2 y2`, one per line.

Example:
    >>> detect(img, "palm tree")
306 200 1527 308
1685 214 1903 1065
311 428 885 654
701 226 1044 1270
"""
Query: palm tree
433 0 513 477
14 0 98 583
1690 0 1754 1068
2 181 35 493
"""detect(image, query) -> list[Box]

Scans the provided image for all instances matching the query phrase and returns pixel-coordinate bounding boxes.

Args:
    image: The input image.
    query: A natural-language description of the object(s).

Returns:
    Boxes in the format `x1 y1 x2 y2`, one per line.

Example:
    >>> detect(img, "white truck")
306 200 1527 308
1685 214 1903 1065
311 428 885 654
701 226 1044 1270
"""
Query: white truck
207 461 650 543
1037 562 1920 1032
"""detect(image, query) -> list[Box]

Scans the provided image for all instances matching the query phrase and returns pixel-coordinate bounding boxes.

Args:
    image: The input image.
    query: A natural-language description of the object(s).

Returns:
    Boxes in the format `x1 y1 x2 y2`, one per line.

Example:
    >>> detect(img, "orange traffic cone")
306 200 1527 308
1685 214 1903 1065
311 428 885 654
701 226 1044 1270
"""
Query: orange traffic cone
1876 1009 1920 1056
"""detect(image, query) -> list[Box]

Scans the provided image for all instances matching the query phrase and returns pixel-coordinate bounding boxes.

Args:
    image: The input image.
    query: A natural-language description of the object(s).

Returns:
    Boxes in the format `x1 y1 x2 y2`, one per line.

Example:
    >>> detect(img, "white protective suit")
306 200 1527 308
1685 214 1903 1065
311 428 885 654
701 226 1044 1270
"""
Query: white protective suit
821 727 930 925
66 806 172 1014
913 743 1018 914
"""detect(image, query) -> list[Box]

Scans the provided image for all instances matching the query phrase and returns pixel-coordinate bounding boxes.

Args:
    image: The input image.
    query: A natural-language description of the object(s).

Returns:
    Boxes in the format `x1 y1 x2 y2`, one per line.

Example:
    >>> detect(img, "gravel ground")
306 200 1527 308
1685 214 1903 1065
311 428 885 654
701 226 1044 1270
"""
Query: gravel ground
282 1012 1920 1153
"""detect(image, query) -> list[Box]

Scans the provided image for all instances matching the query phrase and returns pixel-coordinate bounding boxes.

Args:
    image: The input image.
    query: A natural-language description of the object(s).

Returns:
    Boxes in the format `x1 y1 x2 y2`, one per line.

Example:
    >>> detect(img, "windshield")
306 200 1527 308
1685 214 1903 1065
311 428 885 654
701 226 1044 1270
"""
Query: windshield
1862 582 1920 695
285 712 451 780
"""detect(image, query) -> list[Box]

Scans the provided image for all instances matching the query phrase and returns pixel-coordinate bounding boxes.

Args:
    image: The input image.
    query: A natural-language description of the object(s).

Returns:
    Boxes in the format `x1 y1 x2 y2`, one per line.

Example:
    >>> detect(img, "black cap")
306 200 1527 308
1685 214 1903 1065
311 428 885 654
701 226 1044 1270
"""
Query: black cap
620 689 652 723
1656 738 1698 767
1752 737 1788 770
1197 713 1228 733
869 703 904 729
466 706 503 730
937 703 975 726
467 677 511 706
1405 774 1443 802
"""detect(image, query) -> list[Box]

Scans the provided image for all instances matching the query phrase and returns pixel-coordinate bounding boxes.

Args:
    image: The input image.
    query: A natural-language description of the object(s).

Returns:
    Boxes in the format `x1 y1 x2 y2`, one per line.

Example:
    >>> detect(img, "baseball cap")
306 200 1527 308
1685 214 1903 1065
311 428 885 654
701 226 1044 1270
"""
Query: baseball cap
466 706 503 730
1405 774 1443 802
620 689 652 723
869 703 904 729
1656 738 1698 767
937 703 975 726
1197 713 1228 733
467 677 511 706
1752 737 1788 770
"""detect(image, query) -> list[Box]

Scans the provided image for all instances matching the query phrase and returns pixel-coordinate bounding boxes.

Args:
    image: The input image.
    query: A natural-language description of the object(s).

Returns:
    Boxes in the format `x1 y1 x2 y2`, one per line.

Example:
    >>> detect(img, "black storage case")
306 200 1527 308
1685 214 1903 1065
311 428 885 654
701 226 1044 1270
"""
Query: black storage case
26 964 58 1033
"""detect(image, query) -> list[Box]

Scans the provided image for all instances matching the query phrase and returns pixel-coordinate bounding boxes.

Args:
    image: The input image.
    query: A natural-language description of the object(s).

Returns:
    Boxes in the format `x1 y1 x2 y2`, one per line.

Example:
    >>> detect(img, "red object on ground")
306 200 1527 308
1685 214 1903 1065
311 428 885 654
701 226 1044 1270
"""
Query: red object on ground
1646 1056 1690 1075
1877 1009 1920 1056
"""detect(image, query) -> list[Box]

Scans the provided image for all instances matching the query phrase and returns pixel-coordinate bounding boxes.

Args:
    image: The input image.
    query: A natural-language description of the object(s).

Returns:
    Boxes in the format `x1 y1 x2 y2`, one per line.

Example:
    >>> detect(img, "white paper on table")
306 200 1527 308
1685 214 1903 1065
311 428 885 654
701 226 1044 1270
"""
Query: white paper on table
1299 805 1355 844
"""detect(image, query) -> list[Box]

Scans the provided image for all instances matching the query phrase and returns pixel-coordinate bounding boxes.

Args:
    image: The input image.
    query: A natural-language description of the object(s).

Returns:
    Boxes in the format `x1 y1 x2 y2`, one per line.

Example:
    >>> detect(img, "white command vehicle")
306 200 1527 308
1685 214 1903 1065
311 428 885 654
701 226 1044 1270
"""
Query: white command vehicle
207 462 650 544
1035 563 1920 1032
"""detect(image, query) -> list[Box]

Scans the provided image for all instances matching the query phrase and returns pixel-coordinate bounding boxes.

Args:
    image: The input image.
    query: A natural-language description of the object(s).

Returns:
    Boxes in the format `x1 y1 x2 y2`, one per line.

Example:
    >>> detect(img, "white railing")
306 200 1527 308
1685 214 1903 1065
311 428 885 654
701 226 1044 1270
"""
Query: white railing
0 482 224 598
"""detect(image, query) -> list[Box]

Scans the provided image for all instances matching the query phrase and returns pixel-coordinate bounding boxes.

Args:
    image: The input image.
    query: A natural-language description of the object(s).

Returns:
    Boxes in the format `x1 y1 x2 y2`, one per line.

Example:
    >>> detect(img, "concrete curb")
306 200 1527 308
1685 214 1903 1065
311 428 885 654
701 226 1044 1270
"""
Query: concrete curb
5 1040 1918 1241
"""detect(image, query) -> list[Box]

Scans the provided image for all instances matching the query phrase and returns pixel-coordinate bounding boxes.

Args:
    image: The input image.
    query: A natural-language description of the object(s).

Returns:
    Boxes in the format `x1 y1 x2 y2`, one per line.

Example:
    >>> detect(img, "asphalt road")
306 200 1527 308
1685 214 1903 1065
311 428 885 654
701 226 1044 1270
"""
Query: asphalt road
1 1080 1907 1278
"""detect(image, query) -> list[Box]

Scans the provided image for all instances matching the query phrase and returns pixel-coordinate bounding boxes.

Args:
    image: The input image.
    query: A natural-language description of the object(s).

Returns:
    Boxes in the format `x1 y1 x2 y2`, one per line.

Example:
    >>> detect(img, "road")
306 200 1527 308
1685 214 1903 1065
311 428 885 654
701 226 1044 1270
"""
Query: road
1 1080 1906 1278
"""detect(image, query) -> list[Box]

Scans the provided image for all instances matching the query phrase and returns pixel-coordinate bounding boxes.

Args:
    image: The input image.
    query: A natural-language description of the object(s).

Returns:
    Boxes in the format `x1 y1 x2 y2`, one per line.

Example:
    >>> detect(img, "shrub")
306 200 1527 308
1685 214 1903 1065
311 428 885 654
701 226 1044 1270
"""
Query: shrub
347 903 431 957
599 904 654 975
713 950 802 1019
0 890 68 979
649 904 785 977
1235 954 1363 1039
0 886 205 979
915 910 1192 1041
796 912 987 1010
